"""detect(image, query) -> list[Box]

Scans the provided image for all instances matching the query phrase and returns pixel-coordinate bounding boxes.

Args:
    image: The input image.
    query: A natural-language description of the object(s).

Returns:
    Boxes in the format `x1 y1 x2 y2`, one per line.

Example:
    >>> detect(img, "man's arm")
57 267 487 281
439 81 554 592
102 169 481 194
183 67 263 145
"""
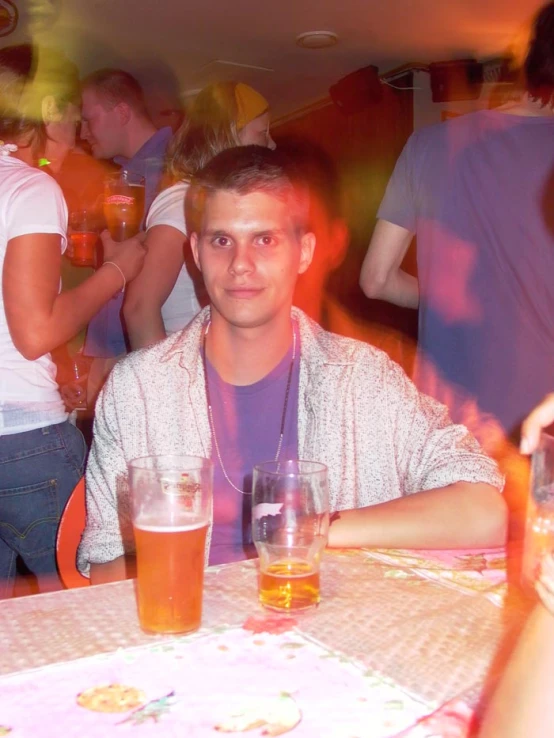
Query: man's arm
328 482 506 549
328 353 507 550
90 555 136 585
359 219 418 308
77 367 135 582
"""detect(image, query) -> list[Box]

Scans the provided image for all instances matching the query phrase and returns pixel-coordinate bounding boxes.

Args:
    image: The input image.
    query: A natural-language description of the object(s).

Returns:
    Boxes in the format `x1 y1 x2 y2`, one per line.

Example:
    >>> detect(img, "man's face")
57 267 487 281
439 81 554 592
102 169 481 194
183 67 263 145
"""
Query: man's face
191 189 314 331
80 88 123 159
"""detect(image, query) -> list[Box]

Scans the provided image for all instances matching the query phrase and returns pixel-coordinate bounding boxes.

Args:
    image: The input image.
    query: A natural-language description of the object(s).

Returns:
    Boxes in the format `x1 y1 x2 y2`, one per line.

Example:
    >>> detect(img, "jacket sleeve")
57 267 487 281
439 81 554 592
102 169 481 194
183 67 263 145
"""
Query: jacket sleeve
383 358 504 495
77 366 134 576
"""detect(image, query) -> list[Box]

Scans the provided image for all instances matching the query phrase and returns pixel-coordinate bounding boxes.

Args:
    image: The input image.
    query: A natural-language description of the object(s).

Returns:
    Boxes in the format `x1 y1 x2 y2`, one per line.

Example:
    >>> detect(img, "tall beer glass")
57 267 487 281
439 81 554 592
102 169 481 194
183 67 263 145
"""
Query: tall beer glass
252 460 329 611
104 170 145 242
128 455 213 634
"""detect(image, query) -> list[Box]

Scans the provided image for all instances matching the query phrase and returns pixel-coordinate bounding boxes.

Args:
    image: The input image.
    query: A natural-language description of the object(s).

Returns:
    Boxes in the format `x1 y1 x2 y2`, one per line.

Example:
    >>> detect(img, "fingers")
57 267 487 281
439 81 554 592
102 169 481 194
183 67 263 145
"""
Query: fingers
520 393 554 454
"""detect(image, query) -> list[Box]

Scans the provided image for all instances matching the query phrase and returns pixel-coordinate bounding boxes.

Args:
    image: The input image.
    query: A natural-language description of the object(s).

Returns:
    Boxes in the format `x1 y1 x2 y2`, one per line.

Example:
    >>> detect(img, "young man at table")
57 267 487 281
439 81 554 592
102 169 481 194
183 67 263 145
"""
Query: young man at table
77 146 507 584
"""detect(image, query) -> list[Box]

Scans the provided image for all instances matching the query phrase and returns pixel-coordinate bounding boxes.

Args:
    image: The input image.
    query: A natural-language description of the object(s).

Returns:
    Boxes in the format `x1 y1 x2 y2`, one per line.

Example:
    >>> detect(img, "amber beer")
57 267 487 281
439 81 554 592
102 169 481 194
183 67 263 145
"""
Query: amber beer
259 559 320 611
134 517 208 634
104 171 145 242
70 231 97 266
104 186 145 242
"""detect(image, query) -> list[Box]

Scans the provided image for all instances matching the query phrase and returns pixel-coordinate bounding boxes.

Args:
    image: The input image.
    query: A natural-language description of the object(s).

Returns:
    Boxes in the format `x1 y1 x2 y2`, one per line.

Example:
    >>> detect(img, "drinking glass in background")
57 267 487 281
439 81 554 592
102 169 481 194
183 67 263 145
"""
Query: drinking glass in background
68 209 102 267
103 170 145 242
522 432 554 589
128 455 213 634
252 460 329 611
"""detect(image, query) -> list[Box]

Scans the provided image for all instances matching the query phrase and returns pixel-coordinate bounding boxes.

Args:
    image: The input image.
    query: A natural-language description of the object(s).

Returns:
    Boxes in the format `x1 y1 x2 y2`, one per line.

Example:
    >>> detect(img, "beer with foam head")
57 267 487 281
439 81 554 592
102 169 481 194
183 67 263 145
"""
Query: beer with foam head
128 455 213 635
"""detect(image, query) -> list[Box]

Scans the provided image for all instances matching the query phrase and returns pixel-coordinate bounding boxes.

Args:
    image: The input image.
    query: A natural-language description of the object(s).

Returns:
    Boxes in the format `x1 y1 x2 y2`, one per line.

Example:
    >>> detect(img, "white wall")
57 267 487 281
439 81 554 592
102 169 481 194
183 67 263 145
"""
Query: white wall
412 69 509 130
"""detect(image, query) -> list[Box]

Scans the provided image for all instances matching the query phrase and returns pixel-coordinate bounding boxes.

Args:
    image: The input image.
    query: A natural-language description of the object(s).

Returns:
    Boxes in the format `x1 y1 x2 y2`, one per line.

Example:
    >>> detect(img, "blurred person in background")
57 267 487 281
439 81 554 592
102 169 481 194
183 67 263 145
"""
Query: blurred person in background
360 1 554 444
0 44 146 598
274 137 348 327
124 81 275 350
79 68 172 400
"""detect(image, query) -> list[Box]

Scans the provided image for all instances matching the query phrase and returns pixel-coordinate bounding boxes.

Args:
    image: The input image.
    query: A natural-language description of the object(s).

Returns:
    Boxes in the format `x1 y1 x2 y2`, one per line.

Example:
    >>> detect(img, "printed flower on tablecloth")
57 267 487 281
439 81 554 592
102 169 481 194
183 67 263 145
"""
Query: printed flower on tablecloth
0 727 12 736
214 692 301 736
118 691 177 726
242 616 297 635
455 554 506 573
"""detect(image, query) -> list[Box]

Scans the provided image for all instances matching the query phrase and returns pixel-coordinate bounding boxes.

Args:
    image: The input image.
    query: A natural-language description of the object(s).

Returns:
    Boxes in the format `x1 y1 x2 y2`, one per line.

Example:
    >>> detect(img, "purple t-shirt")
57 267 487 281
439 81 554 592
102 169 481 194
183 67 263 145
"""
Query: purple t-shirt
378 110 554 435
205 332 300 565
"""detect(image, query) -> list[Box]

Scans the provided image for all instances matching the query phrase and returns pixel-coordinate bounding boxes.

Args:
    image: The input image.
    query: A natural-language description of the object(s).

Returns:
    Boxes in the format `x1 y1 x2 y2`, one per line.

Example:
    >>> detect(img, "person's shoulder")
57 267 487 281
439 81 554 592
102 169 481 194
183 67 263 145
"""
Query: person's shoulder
110 311 206 379
3 159 64 203
152 180 188 205
296 309 395 368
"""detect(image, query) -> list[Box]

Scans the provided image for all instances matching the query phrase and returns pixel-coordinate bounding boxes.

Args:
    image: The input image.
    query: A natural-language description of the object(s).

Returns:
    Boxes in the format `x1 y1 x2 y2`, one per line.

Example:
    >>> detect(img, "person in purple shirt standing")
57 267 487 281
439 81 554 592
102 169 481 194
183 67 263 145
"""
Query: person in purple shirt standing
79 68 172 402
360 1 554 441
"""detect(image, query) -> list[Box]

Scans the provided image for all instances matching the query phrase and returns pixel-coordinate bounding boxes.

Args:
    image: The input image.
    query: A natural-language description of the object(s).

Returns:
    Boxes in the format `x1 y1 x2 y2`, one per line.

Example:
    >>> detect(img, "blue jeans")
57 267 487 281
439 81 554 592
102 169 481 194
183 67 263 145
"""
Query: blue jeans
0 421 86 598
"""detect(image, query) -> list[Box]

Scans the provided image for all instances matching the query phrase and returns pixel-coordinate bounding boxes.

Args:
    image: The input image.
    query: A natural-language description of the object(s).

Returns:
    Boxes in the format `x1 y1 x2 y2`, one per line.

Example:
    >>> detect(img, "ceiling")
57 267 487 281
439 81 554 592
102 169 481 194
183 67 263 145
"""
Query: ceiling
6 0 543 119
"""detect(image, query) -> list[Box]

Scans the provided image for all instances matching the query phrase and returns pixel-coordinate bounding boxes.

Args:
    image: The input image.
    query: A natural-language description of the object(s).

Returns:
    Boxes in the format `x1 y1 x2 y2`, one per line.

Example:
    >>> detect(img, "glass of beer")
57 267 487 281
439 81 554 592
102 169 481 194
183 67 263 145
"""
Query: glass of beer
104 170 145 242
522 432 554 589
252 460 329 611
128 454 213 634
68 210 102 267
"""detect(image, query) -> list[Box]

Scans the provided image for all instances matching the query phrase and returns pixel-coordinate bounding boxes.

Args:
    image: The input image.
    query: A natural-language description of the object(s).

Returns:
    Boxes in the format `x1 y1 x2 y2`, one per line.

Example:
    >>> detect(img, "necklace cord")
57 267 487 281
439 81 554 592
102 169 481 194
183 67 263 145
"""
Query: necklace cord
203 322 297 494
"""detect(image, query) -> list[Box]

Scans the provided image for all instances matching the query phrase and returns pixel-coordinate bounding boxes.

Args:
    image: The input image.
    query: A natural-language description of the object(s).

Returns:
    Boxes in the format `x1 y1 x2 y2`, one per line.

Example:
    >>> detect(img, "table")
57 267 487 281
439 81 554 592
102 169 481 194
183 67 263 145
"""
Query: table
0 548 531 737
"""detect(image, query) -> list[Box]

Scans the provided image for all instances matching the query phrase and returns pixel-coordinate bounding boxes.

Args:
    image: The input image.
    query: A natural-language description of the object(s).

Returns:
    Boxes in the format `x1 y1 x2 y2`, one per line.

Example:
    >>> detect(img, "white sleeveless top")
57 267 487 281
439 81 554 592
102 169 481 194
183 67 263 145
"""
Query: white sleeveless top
0 156 68 435
146 181 202 333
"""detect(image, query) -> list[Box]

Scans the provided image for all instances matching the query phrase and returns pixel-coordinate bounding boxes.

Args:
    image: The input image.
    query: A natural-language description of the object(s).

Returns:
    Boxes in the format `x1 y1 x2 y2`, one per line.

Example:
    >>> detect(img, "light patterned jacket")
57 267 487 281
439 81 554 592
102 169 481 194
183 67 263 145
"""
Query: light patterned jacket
77 307 503 575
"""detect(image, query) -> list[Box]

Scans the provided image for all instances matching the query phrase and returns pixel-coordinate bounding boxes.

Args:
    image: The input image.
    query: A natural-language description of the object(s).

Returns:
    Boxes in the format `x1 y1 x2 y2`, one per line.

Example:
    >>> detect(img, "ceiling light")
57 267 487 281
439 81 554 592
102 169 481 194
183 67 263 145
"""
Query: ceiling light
296 31 338 50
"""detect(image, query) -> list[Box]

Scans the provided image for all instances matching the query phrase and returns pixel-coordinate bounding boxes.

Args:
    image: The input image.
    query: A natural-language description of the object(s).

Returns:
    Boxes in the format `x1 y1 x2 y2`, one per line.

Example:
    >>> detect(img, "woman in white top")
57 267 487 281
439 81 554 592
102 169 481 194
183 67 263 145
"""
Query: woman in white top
123 81 276 349
0 44 146 597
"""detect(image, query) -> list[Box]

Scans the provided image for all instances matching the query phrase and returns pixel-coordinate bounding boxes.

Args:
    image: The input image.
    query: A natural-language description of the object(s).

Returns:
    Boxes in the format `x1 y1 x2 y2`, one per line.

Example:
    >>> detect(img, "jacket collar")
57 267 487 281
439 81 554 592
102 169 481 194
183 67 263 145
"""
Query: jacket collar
159 305 356 373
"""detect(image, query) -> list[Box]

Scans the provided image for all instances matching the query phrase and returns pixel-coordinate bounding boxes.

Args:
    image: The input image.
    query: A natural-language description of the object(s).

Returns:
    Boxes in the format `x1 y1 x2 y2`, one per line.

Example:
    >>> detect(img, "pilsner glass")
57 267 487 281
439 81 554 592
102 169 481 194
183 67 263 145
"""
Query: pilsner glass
128 455 213 634
104 170 145 242
252 460 329 611
522 432 554 589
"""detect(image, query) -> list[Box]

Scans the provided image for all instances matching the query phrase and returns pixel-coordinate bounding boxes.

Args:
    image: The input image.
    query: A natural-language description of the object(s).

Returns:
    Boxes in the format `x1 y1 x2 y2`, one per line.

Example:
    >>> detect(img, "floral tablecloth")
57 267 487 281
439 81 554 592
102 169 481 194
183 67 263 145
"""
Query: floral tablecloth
0 616 471 738
0 548 527 737
361 547 507 607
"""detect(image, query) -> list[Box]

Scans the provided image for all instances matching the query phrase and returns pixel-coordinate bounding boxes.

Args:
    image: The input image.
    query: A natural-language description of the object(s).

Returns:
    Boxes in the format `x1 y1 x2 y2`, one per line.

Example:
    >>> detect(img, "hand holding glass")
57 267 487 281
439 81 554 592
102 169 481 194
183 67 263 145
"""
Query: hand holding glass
129 455 213 634
252 460 329 611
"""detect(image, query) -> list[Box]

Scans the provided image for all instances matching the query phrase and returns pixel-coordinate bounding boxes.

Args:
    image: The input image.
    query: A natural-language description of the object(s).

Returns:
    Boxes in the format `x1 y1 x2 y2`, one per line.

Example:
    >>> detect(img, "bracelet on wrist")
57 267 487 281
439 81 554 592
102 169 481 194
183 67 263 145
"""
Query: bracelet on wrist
103 261 126 292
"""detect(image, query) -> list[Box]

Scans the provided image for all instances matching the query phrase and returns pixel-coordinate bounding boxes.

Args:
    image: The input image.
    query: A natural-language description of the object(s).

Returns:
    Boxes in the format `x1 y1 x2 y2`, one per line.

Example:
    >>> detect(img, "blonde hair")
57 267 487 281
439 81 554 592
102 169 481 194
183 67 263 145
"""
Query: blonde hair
165 81 244 183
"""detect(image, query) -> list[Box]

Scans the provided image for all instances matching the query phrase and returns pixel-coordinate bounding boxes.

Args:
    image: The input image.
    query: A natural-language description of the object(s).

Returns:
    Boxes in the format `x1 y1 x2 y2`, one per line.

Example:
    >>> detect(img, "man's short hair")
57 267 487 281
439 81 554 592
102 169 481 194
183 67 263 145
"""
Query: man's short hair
187 145 310 235
81 68 148 117
525 1 554 105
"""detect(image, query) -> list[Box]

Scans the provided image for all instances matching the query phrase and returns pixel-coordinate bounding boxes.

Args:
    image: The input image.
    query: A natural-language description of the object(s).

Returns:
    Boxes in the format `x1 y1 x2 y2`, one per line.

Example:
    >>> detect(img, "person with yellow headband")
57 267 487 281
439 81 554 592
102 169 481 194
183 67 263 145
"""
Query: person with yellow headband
123 82 275 350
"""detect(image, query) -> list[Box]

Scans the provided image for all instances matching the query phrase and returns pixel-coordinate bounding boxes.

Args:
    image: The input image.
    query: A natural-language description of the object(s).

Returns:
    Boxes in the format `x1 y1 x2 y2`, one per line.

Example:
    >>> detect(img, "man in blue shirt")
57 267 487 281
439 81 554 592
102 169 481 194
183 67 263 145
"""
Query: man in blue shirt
80 69 172 396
